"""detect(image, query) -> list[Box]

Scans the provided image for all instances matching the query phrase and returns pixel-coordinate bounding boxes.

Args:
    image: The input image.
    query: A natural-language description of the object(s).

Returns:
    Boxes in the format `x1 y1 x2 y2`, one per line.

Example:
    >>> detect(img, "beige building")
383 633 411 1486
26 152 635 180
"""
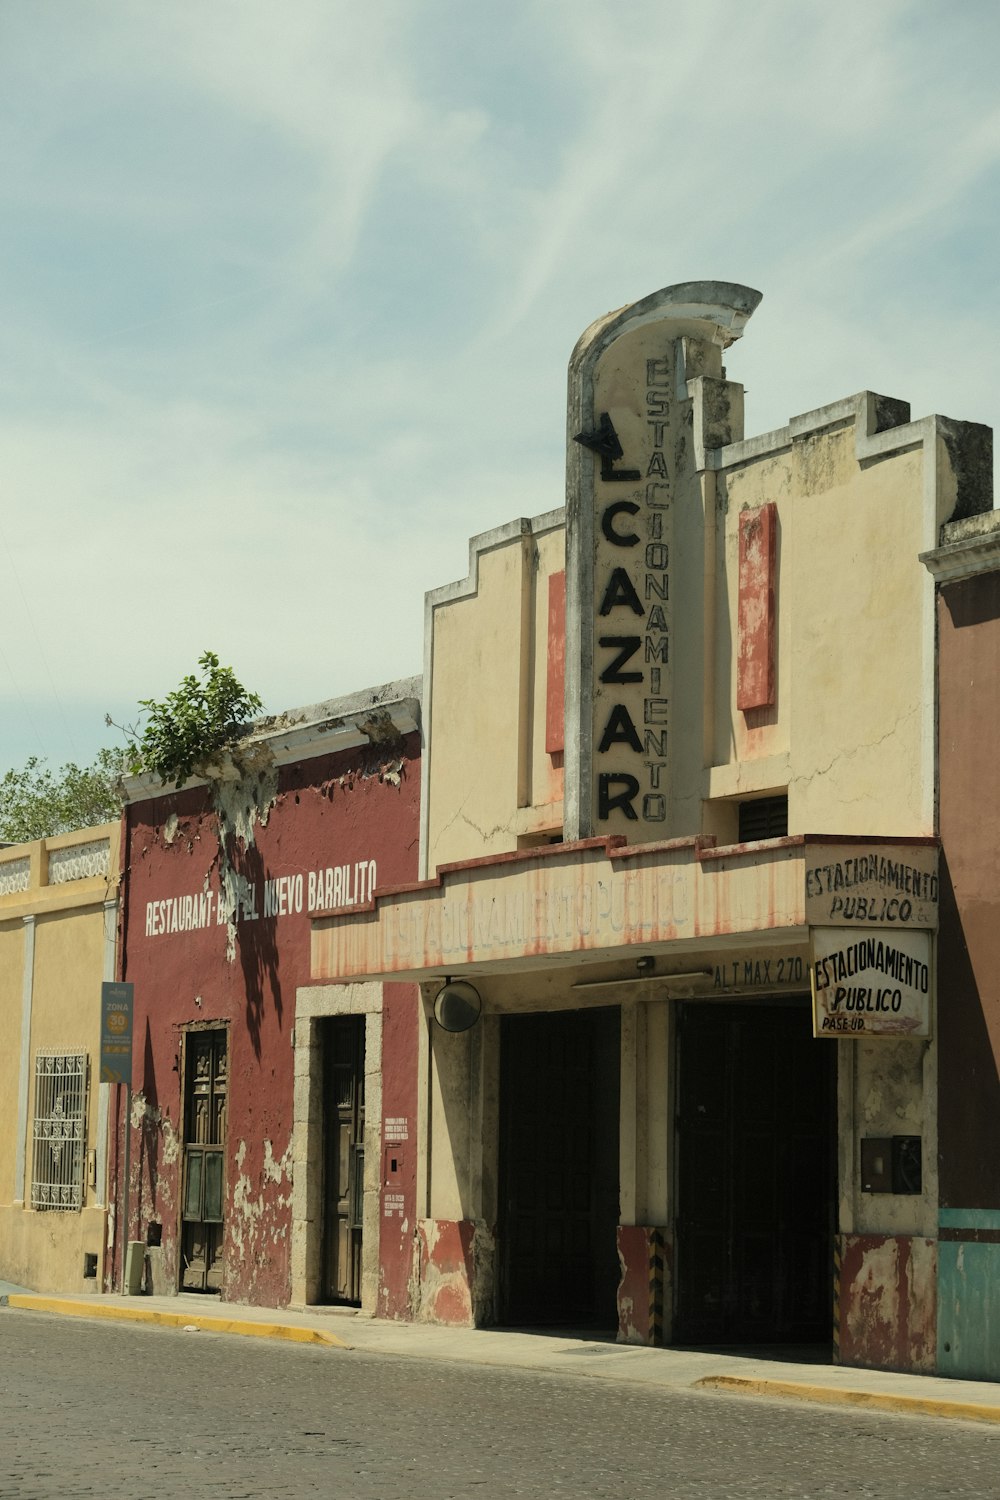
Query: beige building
308 283 988 1369
0 823 120 1292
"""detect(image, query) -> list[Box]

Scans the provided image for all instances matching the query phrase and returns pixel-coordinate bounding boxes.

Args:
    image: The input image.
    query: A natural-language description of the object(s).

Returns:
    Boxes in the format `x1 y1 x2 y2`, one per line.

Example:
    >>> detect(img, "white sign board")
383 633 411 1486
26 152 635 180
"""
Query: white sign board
804 845 937 928
810 927 932 1039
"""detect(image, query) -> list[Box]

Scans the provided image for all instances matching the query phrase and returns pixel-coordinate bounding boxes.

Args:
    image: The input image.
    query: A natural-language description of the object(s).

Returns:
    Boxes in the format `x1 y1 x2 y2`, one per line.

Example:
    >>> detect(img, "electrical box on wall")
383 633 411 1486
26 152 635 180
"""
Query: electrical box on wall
384 1146 405 1185
861 1136 922 1195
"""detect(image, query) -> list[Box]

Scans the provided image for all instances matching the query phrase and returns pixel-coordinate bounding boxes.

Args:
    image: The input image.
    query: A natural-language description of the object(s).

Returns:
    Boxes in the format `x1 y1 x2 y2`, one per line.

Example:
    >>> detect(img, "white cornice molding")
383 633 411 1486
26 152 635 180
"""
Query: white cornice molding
920 520 1000 583
123 676 421 804
706 391 919 471
423 508 564 615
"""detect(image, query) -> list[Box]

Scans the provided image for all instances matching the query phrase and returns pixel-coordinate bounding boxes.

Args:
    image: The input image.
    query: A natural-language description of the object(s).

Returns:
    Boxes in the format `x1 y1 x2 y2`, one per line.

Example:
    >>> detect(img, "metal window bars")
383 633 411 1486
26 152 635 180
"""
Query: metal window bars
31 1052 87 1211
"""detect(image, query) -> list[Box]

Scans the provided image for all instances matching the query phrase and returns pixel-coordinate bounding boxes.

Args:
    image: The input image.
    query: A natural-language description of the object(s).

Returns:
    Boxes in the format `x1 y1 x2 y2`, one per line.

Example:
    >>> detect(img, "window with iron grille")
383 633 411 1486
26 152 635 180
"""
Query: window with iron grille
738 794 789 843
31 1052 88 1211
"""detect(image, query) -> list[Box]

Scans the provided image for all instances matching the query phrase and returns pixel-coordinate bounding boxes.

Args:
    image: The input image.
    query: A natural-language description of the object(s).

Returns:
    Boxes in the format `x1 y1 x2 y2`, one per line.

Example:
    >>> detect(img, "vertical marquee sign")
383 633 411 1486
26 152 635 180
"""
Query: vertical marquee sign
564 282 762 842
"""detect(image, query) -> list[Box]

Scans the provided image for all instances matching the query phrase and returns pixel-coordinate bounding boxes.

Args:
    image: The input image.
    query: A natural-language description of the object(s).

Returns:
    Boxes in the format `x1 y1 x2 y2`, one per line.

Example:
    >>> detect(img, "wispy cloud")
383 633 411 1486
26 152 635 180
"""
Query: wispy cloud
1 0 998 767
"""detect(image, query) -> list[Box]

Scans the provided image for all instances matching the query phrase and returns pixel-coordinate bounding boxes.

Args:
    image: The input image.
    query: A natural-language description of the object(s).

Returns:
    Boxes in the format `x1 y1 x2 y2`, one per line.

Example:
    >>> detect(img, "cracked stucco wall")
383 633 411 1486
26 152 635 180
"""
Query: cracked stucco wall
710 413 965 838
228 1135 294 1303
838 1033 938 1242
424 521 565 873
713 433 924 834
414 1218 496 1326
127 1090 182 1293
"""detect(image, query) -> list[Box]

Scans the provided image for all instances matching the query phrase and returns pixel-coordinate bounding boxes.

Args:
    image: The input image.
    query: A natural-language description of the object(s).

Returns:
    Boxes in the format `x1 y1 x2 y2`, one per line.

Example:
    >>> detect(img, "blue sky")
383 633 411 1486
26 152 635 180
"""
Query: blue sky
2 0 999 771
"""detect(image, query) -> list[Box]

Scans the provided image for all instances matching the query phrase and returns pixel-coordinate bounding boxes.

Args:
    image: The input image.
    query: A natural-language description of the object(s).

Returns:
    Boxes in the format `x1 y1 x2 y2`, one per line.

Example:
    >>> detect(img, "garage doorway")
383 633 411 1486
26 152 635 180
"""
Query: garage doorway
674 999 835 1344
498 1007 620 1329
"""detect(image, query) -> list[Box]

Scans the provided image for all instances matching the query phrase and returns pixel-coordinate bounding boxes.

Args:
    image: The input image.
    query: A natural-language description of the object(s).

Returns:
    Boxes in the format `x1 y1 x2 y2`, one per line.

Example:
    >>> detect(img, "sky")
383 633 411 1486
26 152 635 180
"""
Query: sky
2 0 1000 772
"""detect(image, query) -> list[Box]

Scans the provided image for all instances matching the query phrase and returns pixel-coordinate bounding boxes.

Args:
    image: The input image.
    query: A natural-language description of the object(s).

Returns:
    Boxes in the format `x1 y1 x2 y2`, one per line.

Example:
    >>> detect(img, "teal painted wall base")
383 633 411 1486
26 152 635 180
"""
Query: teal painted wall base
938 1210 1000 1380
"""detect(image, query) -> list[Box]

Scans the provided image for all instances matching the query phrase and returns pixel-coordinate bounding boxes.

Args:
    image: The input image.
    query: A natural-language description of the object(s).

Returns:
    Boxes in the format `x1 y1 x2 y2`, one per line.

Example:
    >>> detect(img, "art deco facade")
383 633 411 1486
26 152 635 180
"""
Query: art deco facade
309 283 992 1372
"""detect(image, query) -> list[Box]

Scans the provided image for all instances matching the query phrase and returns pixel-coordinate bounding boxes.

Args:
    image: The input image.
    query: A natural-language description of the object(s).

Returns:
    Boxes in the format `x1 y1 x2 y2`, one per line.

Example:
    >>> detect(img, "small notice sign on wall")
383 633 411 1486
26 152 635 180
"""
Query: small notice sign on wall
100 981 134 1084
810 928 931 1038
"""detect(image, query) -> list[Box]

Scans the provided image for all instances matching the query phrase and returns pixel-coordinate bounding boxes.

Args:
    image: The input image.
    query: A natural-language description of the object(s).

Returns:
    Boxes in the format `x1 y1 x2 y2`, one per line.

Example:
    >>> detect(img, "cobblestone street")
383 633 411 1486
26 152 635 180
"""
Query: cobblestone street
3 1311 1000 1498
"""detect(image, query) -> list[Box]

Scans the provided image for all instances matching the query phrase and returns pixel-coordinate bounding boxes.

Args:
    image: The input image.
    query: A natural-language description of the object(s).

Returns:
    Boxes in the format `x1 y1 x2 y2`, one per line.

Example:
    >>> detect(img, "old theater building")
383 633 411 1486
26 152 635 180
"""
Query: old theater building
307 282 990 1367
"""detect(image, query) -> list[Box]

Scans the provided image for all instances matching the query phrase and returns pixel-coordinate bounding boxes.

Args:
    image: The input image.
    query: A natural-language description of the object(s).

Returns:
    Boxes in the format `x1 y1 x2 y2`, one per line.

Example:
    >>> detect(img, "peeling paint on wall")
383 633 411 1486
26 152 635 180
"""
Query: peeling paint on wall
616 1225 670 1345
115 722 421 1308
414 1219 495 1326
128 1092 180 1225
230 1136 294 1297
839 1233 936 1372
208 749 280 962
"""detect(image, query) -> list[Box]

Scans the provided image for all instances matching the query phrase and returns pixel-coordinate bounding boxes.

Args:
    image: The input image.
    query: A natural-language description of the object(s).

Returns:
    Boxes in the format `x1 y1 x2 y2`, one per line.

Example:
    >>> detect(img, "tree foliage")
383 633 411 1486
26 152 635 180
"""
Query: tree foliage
123 650 263 788
0 748 124 844
0 653 263 842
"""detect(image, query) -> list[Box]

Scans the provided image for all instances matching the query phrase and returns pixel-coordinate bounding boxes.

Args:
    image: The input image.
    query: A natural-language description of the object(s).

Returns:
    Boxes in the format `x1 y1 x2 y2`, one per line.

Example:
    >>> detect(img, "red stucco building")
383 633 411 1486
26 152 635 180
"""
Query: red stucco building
922 513 1000 1379
109 680 420 1314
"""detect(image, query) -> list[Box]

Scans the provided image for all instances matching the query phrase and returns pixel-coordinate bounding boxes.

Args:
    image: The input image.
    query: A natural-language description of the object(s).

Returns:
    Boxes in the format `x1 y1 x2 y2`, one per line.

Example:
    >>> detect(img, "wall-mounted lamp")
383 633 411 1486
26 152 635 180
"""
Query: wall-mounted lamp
432 979 483 1033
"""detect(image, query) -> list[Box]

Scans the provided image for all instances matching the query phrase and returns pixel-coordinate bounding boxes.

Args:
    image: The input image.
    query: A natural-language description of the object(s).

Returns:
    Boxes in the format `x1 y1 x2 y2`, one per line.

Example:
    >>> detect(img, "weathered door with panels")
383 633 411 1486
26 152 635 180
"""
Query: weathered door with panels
181 1028 228 1292
322 1017 366 1303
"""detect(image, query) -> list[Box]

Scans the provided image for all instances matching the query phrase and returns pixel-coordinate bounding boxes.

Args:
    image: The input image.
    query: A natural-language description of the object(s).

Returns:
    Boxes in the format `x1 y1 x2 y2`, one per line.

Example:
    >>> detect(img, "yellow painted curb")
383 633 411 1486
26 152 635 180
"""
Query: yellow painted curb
5 1294 351 1349
695 1374 1000 1427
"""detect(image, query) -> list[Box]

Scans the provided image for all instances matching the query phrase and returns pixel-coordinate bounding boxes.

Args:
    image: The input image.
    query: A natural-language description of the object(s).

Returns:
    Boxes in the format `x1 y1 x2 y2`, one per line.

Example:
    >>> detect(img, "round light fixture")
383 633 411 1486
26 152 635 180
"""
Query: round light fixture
432 979 482 1033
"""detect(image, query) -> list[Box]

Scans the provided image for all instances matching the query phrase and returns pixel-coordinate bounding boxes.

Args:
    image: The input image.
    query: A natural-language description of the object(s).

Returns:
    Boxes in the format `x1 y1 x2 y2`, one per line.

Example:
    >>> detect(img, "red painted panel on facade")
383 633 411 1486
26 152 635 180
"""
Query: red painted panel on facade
110 731 421 1310
737 503 777 711
616 1224 671 1345
838 1233 937 1372
546 570 566 754
378 980 420 1319
416 1219 478 1326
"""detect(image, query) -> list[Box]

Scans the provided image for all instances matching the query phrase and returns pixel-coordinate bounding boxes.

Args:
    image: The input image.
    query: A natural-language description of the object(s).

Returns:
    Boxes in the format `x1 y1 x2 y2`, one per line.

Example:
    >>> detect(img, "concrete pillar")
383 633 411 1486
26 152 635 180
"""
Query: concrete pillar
13 915 36 1205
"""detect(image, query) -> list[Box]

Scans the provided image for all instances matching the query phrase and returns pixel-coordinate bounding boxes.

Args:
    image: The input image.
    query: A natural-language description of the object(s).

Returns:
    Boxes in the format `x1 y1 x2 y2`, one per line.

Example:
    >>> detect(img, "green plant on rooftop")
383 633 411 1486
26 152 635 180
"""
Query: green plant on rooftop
116 651 263 789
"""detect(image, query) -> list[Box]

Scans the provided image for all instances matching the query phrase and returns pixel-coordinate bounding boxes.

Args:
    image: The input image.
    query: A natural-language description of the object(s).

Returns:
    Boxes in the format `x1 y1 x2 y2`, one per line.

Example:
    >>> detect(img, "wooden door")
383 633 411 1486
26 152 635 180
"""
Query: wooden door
322 1017 366 1304
181 1029 228 1292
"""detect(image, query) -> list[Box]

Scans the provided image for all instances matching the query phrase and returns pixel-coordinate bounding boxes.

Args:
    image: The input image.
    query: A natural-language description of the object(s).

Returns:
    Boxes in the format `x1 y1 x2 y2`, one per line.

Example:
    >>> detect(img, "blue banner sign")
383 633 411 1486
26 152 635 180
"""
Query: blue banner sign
100 981 134 1086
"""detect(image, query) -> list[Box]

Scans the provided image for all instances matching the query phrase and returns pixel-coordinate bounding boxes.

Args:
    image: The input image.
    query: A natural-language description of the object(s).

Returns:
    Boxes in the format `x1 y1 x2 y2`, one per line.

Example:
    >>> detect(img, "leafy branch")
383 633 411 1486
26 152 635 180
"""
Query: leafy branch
0 749 124 843
110 651 263 789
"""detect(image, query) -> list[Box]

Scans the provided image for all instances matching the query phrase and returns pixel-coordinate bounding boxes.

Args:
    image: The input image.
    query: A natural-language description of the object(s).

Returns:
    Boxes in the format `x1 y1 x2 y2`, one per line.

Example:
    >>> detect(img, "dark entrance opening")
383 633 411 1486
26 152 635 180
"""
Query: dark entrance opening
498 1007 620 1329
674 999 835 1344
321 1016 365 1305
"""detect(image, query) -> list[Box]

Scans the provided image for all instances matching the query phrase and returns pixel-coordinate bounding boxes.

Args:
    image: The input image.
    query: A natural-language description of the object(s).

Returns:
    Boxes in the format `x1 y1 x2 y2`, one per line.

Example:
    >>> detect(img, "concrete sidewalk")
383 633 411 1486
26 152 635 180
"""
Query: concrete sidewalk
4 1286 1000 1427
